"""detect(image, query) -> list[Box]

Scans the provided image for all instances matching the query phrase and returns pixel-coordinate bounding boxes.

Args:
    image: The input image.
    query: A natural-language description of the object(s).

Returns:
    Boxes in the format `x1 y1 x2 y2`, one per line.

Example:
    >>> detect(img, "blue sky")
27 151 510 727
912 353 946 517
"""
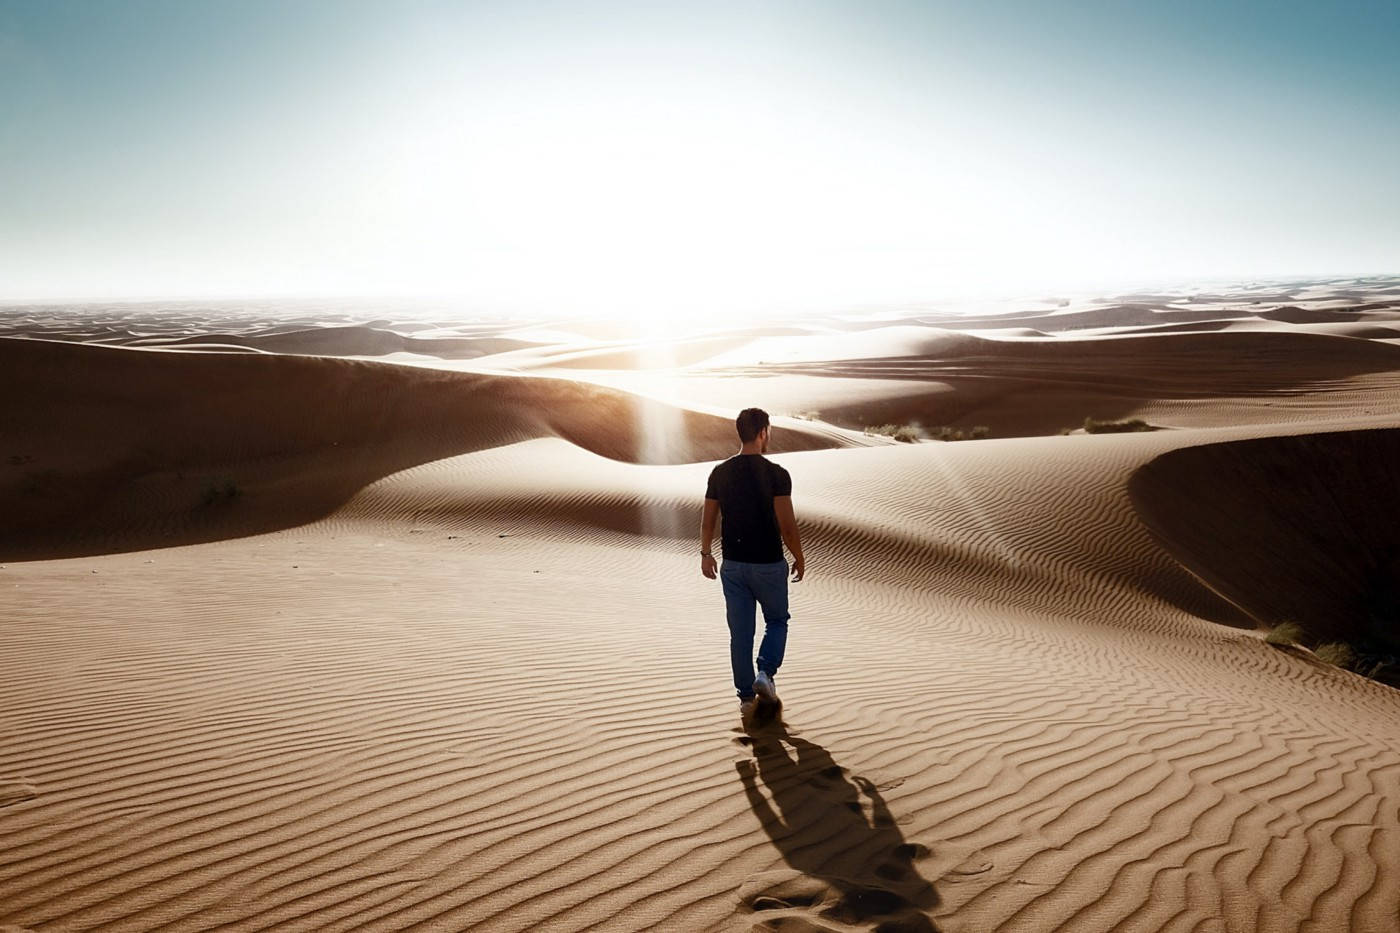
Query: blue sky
1 0 1397 310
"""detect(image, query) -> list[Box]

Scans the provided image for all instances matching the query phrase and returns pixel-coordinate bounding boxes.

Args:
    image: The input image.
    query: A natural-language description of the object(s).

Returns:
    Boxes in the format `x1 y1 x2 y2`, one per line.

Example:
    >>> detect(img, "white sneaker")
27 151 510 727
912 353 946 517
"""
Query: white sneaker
754 670 777 701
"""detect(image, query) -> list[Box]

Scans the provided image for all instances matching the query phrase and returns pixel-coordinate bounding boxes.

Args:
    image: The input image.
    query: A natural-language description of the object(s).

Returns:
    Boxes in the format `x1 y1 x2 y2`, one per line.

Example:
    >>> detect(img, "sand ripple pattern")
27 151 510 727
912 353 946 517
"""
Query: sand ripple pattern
7 289 1400 930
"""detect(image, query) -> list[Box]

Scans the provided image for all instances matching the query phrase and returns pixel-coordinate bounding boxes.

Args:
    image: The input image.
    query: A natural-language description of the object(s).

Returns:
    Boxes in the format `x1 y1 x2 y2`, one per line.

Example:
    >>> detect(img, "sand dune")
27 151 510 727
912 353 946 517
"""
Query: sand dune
1258 304 1400 325
0 338 859 559
1131 427 1400 649
4 282 1400 932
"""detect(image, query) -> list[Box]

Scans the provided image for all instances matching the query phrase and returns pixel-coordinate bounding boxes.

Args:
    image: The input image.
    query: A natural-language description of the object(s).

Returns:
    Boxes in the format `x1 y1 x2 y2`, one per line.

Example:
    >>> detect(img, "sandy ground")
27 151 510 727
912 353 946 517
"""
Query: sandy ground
3 277 1400 932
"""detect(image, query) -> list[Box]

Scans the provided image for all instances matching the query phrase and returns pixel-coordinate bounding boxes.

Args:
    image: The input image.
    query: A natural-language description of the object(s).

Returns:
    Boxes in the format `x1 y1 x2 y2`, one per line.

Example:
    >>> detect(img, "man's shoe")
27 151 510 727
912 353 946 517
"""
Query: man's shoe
739 697 757 716
754 670 778 701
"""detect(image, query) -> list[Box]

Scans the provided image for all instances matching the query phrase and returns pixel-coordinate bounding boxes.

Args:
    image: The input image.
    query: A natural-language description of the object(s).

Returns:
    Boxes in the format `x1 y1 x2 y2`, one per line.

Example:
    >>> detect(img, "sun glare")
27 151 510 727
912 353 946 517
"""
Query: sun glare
349 70 1128 325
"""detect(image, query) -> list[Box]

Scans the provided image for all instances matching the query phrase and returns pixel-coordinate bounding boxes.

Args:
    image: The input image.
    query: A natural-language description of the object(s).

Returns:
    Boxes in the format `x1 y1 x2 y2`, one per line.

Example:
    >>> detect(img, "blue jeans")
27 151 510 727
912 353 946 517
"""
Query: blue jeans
721 558 790 701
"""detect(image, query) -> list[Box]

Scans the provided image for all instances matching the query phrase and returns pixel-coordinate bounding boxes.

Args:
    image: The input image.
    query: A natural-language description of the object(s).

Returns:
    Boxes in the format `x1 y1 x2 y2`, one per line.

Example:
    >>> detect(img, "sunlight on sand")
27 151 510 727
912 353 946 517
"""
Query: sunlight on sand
925 445 1022 570
634 321 690 548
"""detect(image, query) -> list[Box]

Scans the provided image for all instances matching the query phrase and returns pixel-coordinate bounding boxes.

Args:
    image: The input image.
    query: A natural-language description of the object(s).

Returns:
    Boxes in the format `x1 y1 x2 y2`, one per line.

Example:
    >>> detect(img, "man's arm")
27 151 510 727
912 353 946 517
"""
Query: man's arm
773 495 805 581
700 499 719 579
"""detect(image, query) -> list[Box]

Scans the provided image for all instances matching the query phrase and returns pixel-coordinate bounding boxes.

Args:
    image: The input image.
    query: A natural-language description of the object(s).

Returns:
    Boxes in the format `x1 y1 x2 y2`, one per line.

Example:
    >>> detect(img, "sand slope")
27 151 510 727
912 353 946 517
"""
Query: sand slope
1131 427 1400 649
4 287 1400 931
0 338 861 559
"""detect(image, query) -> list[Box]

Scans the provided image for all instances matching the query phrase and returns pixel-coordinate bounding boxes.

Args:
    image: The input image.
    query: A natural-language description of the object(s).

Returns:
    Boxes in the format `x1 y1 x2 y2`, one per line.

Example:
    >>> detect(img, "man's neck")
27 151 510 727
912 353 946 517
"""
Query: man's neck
739 442 764 455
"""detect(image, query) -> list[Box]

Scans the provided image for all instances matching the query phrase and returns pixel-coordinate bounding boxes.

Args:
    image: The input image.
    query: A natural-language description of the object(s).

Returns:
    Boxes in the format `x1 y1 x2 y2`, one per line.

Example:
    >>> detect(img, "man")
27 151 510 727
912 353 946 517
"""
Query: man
701 408 806 714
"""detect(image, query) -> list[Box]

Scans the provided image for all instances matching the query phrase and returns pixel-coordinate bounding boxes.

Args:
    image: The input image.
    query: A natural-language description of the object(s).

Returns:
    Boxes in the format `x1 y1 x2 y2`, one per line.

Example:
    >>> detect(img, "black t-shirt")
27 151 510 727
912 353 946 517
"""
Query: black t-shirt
705 454 793 563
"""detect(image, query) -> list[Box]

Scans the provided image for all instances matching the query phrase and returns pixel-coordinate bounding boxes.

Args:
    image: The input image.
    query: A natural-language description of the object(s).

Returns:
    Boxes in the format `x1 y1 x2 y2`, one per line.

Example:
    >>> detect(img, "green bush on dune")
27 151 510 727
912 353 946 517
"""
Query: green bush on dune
1264 621 1399 684
934 425 990 441
892 426 922 443
864 424 991 443
1264 621 1305 647
1314 642 1357 669
856 423 991 442
1082 417 1157 434
864 424 922 443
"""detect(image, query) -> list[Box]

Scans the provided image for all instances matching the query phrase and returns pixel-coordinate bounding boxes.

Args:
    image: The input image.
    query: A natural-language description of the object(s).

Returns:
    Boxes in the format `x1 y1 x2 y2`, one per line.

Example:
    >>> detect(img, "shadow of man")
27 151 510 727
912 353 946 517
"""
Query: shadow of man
735 720 939 932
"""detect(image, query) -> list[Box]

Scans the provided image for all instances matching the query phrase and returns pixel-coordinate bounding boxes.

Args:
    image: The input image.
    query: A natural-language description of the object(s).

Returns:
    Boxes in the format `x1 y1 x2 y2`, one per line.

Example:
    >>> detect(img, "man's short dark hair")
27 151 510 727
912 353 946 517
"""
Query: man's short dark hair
736 408 770 443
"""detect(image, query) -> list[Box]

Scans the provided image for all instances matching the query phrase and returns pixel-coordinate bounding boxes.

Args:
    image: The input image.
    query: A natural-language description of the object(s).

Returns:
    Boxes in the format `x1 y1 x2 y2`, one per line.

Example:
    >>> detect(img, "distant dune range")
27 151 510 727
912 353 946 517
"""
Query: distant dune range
678 327 1400 439
120 324 546 359
3 277 1400 932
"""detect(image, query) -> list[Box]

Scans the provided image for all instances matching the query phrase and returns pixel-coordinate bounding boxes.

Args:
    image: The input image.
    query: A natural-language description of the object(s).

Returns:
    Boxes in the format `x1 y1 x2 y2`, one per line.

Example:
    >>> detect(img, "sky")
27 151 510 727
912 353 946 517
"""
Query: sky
1 0 1397 315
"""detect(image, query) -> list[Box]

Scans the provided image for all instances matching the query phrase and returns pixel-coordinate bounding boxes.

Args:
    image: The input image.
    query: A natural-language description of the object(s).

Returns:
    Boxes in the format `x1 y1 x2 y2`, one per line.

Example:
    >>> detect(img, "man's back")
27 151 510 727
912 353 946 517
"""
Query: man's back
705 454 792 564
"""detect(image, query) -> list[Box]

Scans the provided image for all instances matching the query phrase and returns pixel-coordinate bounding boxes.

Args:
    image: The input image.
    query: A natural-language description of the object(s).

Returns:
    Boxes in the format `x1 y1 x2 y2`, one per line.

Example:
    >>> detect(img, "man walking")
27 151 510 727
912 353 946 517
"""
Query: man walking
701 408 806 714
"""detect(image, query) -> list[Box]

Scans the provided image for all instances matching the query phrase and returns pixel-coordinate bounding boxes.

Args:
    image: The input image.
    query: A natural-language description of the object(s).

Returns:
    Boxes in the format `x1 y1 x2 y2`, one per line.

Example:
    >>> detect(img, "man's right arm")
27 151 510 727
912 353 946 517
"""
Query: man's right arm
774 495 805 581
700 498 719 579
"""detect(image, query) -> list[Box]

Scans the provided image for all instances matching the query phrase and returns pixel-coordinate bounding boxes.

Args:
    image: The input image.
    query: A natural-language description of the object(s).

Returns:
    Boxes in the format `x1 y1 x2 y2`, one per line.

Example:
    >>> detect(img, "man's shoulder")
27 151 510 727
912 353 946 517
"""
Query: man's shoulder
765 458 792 493
710 456 738 476
707 456 738 486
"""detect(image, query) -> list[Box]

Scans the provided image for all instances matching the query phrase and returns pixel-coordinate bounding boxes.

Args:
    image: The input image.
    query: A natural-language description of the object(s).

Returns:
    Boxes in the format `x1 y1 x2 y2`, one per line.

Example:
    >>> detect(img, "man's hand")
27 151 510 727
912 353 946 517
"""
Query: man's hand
791 556 805 582
702 553 718 579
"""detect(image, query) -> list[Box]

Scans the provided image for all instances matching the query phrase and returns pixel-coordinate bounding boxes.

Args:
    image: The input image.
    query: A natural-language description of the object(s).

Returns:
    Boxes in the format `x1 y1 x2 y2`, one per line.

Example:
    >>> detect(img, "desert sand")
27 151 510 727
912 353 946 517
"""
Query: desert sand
3 277 1400 932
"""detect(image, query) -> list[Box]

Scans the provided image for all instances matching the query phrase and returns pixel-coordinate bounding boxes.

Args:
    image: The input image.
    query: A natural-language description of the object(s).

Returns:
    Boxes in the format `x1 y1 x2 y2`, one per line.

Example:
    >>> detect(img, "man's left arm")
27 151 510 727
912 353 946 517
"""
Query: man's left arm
774 496 805 581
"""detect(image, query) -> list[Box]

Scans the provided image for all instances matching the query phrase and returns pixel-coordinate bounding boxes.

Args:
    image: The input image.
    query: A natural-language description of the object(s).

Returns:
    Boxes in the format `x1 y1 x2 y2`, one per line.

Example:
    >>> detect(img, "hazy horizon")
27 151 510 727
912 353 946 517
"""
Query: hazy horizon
3 0 1397 317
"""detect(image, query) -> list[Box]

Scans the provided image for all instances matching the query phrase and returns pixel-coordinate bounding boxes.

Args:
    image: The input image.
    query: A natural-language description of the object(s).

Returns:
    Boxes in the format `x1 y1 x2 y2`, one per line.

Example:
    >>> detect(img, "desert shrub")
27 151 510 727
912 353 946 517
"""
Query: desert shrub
1338 639 1399 685
933 425 993 441
1265 621 1305 647
790 410 821 422
891 426 920 443
865 423 991 443
1083 417 1156 434
1314 642 1356 669
200 478 242 508
863 424 921 443
1358 658 1387 679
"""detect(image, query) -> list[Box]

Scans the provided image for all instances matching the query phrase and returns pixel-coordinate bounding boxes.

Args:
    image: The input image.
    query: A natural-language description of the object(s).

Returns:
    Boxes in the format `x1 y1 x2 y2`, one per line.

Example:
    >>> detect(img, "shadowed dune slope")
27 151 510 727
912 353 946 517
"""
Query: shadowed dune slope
1129 427 1400 648
0 338 852 558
